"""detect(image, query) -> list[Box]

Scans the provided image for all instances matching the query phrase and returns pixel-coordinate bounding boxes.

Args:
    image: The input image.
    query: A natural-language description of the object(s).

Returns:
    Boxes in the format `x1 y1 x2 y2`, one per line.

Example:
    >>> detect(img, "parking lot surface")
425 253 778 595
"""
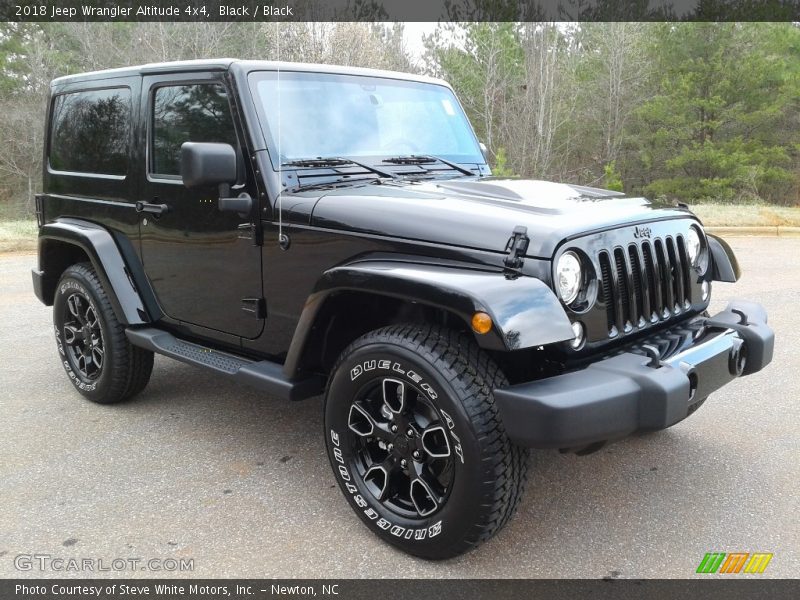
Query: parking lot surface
1 237 797 578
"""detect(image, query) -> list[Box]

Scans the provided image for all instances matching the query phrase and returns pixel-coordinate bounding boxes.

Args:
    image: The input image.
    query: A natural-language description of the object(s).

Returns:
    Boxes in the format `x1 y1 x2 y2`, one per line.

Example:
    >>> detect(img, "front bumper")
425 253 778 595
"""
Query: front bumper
494 300 774 449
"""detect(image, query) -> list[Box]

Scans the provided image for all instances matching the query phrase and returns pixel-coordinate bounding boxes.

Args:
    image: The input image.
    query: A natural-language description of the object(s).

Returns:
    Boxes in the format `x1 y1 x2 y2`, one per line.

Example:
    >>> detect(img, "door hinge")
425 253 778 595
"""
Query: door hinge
241 297 267 319
237 223 263 246
503 225 529 278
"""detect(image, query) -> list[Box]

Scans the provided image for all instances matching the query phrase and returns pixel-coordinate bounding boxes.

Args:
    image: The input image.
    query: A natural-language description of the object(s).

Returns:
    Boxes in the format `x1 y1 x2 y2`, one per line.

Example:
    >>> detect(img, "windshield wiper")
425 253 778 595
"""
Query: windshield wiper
282 157 397 180
382 155 476 177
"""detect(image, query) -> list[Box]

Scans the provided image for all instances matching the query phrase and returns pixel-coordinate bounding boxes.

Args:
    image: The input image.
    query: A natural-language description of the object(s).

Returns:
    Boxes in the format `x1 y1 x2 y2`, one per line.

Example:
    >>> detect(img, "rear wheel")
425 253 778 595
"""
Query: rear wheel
324 324 528 559
53 263 153 404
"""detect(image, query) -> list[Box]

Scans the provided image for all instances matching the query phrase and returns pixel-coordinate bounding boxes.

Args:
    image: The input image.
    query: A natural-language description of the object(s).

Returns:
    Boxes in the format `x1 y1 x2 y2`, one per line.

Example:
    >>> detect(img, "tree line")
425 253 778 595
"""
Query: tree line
1 22 798 217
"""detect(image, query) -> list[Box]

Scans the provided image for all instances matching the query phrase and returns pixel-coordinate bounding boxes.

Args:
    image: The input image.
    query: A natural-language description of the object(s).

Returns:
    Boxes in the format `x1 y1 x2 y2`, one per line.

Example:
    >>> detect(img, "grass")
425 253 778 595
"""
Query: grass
0 219 38 253
691 204 800 227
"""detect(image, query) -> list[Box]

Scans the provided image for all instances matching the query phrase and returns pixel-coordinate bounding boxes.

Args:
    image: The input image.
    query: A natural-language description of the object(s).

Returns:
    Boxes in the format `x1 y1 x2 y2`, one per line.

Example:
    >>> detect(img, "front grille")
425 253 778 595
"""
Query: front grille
598 235 692 337
611 316 705 361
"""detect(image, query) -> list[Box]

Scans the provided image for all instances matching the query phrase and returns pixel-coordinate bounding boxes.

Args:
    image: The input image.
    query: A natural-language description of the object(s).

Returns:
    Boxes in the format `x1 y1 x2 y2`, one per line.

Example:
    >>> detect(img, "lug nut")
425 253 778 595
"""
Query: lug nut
406 428 414 437
391 424 398 433
400 459 407 468
387 444 394 452
412 450 421 460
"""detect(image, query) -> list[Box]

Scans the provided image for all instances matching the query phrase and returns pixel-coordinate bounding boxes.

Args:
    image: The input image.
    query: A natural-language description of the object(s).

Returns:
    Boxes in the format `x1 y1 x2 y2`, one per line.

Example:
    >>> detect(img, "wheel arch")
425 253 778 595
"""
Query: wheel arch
34 218 159 325
283 259 574 379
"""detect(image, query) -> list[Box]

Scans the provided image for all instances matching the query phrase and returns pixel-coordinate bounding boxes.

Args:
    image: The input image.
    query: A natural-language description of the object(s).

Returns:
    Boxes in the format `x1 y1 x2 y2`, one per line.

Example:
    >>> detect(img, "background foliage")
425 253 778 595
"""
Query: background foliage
0 21 798 218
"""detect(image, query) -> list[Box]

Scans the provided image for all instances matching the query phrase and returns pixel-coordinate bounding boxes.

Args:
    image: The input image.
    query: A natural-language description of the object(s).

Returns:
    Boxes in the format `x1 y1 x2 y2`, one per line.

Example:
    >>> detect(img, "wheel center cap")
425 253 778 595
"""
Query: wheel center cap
393 435 411 455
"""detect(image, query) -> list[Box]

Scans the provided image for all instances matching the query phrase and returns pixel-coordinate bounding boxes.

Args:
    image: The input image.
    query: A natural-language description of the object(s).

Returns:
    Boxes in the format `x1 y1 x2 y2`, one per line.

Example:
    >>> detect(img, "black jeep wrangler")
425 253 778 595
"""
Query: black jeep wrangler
33 60 773 559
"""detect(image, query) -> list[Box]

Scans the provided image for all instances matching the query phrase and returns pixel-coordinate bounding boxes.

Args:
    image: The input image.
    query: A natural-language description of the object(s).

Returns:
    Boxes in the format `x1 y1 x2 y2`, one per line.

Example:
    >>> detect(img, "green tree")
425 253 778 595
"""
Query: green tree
603 161 624 191
425 23 524 154
492 147 517 176
630 23 799 204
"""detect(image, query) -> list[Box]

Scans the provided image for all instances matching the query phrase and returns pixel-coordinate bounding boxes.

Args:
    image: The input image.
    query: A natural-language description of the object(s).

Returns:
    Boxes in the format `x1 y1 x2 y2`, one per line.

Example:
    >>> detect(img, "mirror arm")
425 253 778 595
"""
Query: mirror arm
218 191 253 216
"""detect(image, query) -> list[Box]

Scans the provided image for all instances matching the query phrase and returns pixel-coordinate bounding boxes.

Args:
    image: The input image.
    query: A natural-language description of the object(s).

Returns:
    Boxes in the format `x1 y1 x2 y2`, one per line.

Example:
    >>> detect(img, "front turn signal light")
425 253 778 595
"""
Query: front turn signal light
471 312 493 334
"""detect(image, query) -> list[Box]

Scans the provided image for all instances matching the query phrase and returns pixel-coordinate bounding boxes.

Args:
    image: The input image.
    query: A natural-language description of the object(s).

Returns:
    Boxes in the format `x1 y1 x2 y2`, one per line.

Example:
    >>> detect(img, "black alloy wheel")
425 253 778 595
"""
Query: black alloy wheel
61 291 105 380
348 376 455 519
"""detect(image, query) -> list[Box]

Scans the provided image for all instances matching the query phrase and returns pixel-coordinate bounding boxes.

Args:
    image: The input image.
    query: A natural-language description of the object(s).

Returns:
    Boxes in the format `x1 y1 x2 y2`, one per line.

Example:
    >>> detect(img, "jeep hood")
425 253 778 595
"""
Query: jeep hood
308 178 695 258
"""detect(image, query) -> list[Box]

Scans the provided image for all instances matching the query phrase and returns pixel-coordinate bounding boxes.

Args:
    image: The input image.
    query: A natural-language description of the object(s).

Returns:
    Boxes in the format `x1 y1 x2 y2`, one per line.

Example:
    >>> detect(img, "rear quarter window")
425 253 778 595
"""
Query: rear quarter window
49 87 131 176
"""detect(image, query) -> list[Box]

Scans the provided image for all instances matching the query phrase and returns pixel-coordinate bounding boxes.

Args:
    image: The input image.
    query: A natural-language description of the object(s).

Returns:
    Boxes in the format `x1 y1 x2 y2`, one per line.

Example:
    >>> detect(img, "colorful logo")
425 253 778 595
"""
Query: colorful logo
696 552 773 574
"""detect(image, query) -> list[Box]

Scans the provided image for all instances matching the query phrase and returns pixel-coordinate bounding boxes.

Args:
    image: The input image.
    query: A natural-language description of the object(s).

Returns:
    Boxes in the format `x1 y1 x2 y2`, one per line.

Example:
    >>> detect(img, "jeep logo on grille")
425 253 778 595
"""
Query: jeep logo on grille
634 225 652 239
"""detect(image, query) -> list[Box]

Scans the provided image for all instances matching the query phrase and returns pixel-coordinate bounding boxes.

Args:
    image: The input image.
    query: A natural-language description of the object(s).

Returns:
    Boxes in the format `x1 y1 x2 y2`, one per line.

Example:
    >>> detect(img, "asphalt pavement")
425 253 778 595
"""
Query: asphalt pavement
0 237 797 578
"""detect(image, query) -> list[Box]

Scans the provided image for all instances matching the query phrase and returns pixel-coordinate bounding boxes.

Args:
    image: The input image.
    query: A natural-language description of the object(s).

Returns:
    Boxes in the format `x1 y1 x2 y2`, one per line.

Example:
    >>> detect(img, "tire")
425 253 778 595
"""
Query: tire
324 324 528 559
53 262 154 404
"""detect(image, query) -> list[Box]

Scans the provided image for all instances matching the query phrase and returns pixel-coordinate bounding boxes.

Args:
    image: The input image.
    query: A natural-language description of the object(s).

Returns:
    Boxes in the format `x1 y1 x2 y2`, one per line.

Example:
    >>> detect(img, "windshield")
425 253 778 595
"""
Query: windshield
249 71 484 168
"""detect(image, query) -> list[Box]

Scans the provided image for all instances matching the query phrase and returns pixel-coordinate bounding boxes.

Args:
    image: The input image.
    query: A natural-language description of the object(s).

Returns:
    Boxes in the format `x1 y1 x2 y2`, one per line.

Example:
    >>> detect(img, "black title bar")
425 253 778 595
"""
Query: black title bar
2 0 800 22
3 579 800 600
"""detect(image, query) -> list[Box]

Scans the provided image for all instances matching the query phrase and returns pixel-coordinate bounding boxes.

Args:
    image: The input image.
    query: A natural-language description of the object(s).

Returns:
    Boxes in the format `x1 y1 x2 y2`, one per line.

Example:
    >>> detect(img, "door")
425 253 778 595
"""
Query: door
139 73 264 339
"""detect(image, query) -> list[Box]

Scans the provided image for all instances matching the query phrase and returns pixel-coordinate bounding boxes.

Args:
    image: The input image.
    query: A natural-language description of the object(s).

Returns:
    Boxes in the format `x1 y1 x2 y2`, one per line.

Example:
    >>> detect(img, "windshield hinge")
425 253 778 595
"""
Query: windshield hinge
503 226 529 278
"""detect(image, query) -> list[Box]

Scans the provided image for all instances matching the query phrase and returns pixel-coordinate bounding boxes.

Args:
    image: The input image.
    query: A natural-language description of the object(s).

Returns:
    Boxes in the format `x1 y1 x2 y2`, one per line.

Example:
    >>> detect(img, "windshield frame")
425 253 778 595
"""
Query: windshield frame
246 69 486 174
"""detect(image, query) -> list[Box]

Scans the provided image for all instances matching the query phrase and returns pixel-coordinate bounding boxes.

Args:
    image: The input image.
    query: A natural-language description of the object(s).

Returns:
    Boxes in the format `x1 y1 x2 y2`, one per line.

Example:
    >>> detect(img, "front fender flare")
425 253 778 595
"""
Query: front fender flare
708 234 741 283
35 218 156 325
284 260 574 377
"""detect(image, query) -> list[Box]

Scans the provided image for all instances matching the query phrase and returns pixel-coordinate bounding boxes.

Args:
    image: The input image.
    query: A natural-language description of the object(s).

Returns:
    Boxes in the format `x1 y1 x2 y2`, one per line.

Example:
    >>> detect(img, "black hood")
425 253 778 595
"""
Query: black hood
307 177 696 258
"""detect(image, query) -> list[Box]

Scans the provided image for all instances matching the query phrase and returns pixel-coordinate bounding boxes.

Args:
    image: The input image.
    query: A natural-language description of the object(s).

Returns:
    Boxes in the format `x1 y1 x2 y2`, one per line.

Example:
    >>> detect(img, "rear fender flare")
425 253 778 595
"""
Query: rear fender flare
36 218 157 325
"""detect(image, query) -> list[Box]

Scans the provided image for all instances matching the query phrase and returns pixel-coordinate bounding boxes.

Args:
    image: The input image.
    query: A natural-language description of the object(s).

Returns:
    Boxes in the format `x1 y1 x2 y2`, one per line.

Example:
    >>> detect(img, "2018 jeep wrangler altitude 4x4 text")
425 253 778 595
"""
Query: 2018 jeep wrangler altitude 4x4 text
32 60 774 559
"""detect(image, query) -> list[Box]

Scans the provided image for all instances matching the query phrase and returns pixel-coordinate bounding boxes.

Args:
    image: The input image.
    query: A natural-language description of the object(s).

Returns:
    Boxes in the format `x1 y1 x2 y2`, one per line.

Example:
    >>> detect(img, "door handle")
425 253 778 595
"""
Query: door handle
135 201 171 216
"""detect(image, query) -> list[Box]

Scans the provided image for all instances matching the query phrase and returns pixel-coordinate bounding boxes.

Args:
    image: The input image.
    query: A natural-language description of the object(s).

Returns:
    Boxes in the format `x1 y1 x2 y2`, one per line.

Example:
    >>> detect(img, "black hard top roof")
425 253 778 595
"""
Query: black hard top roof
51 59 448 88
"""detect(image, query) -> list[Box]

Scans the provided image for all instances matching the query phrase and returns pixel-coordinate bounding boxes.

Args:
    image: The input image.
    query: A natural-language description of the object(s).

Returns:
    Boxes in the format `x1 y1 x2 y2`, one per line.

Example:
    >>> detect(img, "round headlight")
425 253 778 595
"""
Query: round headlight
557 251 582 305
686 226 708 272
687 227 701 264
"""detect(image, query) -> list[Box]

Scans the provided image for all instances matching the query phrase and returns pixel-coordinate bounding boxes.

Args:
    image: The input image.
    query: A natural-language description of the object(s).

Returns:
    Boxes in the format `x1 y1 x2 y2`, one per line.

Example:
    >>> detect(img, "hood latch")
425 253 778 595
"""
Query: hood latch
503 226 529 278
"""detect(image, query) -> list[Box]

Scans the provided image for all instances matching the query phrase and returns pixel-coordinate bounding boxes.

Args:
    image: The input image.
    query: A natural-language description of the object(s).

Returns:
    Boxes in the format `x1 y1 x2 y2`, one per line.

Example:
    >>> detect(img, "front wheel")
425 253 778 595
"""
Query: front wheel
324 325 528 559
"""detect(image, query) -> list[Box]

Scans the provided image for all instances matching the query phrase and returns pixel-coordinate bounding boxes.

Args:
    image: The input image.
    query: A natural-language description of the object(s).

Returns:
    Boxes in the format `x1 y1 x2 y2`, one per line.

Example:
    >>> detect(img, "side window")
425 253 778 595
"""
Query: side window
151 83 237 177
49 87 131 175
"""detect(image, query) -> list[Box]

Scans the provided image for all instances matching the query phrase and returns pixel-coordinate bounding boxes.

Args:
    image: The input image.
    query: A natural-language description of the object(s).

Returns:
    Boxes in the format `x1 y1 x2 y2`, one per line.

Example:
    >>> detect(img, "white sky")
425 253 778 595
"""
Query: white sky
401 22 441 59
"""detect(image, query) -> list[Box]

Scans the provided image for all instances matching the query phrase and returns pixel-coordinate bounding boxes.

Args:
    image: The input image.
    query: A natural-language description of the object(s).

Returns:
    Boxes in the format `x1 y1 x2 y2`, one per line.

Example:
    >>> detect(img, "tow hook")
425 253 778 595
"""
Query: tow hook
731 308 749 325
641 344 662 368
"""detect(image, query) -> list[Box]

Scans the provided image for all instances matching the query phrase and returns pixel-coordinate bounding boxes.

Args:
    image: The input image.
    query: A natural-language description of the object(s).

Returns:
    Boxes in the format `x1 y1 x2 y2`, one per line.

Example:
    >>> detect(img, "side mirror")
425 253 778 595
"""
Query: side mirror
479 142 489 162
180 142 237 189
181 142 253 216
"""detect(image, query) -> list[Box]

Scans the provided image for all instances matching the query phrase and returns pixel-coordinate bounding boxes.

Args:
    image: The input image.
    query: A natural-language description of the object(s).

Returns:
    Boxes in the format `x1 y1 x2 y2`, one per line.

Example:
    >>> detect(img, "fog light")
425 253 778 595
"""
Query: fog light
701 280 710 301
471 312 493 334
570 321 585 349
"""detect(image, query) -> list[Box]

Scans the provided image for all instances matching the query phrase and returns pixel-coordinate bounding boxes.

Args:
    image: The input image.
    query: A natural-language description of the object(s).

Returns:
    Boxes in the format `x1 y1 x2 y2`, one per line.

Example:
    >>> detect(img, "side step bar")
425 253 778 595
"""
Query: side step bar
126 328 323 401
